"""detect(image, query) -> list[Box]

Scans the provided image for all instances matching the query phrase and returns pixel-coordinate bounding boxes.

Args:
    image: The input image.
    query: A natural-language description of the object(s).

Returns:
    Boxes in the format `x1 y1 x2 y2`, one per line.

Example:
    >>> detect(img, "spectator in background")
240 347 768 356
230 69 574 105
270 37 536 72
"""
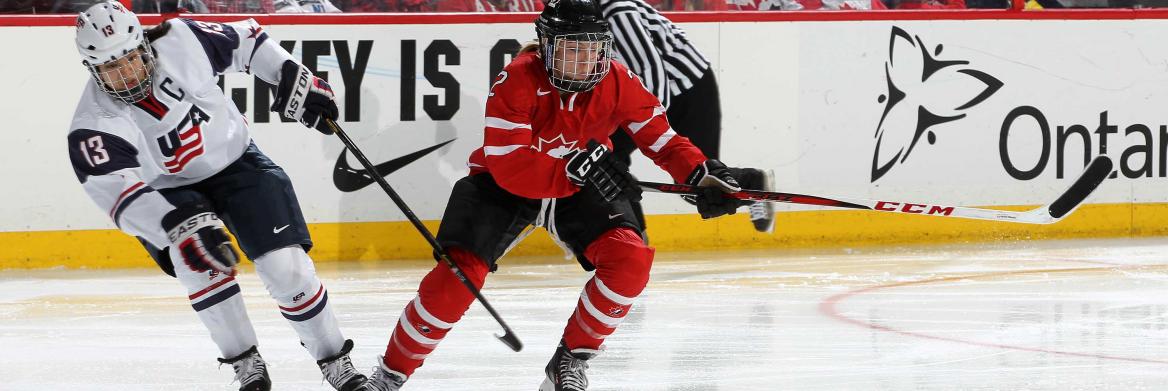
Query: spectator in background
0 0 96 13
132 0 274 12
202 0 274 12
329 0 400 12
275 0 343 12
0 0 46 13
1026 0 1074 7
132 0 207 13
392 0 437 11
643 0 727 9
724 0 886 9
338 0 437 11
887 0 965 8
959 0 1007 6
437 0 543 11
724 0 801 9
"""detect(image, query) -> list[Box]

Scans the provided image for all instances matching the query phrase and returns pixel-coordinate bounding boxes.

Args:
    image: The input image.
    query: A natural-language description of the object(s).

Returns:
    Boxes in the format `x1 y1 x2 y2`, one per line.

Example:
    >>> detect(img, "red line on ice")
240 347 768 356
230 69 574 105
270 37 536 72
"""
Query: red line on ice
818 264 1168 365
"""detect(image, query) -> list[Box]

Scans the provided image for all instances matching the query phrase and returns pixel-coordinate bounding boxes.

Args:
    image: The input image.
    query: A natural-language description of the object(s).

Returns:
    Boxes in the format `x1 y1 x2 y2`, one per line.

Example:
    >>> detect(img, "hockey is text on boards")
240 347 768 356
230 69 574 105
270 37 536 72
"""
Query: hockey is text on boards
215 38 524 124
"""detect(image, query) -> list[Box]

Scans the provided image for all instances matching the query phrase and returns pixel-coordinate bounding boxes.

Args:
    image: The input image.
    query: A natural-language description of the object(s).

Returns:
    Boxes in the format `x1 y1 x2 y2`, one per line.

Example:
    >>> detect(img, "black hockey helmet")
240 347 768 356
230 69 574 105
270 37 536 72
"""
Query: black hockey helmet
537 0 608 35
536 0 613 92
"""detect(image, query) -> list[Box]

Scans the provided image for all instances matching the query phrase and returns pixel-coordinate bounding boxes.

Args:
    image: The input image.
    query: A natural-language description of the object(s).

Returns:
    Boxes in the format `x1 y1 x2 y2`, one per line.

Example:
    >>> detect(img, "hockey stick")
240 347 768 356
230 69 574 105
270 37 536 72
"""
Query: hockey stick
325 119 523 352
640 156 1112 225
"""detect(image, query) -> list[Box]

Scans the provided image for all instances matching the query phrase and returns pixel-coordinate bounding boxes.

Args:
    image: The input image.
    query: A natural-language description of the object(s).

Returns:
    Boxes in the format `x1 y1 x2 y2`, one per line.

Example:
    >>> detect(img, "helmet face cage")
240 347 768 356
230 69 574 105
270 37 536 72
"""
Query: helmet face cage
85 42 155 104
541 31 613 93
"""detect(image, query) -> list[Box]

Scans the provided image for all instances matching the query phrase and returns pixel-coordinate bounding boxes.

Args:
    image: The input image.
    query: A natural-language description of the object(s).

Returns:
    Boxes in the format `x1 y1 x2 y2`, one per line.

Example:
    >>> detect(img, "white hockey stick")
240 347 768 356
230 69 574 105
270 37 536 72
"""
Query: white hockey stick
640 156 1113 225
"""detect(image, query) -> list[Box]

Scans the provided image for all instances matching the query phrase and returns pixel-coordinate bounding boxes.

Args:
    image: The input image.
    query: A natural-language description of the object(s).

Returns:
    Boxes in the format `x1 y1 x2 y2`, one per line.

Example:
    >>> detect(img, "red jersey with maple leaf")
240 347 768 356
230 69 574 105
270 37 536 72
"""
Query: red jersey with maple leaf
468 51 707 200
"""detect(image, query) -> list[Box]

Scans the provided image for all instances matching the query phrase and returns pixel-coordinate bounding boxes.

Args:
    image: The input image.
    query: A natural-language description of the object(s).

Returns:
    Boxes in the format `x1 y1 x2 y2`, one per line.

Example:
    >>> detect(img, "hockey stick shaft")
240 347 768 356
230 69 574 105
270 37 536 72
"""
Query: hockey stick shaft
641 156 1112 225
325 119 523 352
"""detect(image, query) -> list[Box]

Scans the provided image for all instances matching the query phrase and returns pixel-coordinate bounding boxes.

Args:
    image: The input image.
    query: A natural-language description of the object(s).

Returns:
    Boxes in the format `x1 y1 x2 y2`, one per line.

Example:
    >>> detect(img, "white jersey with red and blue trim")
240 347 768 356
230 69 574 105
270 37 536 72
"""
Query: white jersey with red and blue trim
67 18 297 249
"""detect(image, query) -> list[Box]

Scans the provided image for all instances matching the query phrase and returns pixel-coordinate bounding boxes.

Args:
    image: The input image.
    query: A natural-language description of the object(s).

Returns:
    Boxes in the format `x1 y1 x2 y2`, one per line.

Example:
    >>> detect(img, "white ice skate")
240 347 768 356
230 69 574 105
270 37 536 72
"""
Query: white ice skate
218 345 270 391
366 356 407 391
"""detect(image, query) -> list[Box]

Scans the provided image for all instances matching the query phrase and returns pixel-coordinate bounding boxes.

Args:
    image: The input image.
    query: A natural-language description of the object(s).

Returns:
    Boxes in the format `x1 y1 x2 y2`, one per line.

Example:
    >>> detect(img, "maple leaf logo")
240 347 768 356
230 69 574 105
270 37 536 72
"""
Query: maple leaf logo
532 133 580 159
871 26 1003 182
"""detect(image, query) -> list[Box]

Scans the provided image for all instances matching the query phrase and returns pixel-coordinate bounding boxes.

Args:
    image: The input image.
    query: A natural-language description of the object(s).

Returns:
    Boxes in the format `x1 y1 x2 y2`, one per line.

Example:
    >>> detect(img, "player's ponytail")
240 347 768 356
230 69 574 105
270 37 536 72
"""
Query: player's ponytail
144 21 171 42
519 40 540 55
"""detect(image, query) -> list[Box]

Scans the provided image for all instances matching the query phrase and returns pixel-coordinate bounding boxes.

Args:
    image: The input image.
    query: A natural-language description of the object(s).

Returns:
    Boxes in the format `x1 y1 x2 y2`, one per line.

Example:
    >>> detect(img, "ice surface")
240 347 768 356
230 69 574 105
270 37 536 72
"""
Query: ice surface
3 238 1168 390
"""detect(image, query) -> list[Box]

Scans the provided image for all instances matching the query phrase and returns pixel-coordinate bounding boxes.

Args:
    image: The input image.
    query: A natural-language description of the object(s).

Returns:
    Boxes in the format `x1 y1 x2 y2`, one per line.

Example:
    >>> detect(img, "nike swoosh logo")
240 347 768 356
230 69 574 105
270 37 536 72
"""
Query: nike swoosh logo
608 213 623 219
273 224 290 234
333 139 456 192
537 88 551 96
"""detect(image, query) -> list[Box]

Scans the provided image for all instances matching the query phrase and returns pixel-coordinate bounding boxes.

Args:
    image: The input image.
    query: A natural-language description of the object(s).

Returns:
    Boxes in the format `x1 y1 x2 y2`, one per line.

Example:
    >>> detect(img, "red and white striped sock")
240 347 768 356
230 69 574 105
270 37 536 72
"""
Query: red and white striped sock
566 276 637 347
562 227 654 350
383 247 489 376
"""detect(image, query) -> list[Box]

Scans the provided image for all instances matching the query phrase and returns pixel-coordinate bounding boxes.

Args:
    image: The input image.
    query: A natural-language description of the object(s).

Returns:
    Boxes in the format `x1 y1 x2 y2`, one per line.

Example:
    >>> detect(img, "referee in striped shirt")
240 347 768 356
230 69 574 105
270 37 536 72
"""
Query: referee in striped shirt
602 0 776 233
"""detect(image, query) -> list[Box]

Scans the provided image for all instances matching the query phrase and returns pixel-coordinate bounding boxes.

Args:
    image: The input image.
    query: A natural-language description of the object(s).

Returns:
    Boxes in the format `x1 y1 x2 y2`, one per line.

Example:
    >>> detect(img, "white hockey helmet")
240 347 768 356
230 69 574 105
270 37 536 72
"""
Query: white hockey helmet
75 1 155 103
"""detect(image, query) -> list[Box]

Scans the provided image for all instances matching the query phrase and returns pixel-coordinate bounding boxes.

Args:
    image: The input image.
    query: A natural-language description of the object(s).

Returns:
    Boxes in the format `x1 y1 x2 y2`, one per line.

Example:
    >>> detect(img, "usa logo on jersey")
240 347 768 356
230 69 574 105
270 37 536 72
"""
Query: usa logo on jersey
158 105 210 174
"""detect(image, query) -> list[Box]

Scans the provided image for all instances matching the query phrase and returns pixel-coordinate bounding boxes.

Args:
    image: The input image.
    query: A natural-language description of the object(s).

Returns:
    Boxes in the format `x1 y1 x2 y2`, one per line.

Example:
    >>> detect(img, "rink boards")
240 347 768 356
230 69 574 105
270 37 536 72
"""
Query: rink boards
4 13 1168 268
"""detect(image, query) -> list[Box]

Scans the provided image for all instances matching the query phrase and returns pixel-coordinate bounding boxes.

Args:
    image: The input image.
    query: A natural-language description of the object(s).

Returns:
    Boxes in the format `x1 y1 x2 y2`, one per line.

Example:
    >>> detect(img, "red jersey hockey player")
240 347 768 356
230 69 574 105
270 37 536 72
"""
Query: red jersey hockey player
365 1 748 390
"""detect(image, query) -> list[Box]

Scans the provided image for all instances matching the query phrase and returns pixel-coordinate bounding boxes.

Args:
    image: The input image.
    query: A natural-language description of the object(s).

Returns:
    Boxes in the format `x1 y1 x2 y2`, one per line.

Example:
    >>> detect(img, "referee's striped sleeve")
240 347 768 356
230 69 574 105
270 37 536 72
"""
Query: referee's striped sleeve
608 11 671 108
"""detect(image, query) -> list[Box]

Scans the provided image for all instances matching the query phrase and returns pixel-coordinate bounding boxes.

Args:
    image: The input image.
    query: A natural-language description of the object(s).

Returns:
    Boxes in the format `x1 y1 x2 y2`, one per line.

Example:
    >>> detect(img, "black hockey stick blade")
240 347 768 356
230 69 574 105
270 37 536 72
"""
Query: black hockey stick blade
1047 155 1113 219
496 330 524 352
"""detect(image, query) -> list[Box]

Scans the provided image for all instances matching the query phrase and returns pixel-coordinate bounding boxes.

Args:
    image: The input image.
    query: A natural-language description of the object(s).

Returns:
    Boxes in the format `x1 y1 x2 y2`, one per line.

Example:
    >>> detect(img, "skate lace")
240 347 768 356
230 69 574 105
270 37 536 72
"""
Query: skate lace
321 354 360 387
230 354 267 385
557 352 589 390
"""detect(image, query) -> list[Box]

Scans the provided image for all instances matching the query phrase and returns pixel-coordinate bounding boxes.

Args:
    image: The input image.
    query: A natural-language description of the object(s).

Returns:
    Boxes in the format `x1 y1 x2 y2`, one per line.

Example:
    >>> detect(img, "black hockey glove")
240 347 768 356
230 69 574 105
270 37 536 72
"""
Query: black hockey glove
271 60 339 135
686 159 750 219
162 202 240 276
565 140 642 203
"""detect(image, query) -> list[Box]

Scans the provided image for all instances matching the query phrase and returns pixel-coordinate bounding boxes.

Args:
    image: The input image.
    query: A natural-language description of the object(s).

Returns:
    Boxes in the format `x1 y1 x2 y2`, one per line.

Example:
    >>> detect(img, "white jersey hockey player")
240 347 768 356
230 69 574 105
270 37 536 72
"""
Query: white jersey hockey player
68 2 368 390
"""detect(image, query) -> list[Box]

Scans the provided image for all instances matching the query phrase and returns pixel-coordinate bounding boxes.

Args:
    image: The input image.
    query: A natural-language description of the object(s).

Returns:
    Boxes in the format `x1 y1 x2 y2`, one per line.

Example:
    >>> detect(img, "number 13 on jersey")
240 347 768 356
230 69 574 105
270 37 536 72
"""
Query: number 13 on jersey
80 135 110 167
